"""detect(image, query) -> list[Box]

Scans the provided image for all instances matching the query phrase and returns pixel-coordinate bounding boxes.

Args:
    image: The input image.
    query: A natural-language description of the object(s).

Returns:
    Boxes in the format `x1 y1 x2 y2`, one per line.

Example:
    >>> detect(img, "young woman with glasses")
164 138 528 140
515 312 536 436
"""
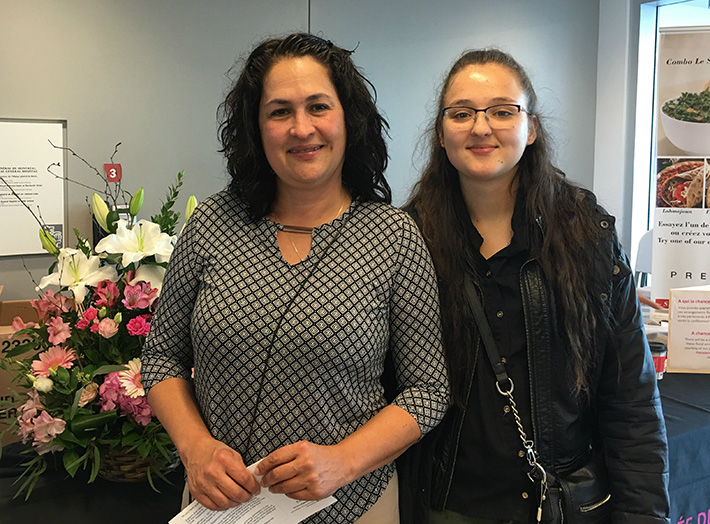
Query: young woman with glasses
399 48 670 524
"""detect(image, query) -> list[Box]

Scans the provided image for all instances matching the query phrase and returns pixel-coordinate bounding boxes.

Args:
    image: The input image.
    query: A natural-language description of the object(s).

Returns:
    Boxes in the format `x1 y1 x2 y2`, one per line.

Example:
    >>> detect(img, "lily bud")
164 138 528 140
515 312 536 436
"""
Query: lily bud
39 229 59 256
181 195 198 234
129 188 144 217
185 195 197 222
92 193 110 232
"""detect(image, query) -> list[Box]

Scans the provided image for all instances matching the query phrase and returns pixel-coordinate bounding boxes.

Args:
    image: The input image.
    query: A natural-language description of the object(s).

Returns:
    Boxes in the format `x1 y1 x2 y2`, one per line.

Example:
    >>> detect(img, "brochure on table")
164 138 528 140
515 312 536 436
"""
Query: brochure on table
667 285 710 373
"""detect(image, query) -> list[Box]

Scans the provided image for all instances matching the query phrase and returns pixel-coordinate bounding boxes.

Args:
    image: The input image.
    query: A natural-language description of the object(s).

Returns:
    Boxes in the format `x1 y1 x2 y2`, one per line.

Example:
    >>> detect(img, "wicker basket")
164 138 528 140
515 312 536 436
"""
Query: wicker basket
98 447 181 482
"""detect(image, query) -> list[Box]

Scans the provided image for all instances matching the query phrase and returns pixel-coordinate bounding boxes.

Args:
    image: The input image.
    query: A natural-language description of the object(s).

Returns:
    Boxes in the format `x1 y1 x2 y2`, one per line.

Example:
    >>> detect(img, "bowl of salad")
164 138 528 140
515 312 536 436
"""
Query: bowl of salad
661 88 710 155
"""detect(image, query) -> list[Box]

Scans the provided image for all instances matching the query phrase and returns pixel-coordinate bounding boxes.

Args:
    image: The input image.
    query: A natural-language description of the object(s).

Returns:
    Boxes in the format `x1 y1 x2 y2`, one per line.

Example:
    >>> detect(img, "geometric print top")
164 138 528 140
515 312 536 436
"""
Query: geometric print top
141 190 450 523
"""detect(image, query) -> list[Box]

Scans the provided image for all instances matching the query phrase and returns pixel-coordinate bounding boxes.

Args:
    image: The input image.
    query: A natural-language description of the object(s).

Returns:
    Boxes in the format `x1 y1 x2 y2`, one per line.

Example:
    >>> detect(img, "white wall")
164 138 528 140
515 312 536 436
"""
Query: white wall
312 0 601 205
0 0 306 300
1 0 615 300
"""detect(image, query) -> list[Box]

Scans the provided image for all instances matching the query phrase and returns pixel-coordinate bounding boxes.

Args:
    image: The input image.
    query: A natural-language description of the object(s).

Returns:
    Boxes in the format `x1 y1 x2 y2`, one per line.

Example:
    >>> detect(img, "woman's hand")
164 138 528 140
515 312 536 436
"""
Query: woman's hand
254 441 352 500
637 290 663 310
182 436 261 511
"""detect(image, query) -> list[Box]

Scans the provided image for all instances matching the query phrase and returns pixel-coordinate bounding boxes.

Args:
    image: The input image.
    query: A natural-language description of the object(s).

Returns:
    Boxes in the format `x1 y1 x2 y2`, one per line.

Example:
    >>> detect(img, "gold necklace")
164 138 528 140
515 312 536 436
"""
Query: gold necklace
283 198 347 262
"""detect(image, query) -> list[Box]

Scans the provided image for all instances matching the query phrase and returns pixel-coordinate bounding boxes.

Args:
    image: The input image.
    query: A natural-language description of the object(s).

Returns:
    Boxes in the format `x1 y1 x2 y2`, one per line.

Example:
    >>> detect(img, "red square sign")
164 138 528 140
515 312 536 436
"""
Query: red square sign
104 163 122 182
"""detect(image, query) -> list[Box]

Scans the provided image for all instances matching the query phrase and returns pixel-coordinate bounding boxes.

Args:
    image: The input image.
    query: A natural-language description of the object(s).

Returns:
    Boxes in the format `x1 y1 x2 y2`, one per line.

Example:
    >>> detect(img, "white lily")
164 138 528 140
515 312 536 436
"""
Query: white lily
37 248 119 304
130 264 167 295
95 219 174 267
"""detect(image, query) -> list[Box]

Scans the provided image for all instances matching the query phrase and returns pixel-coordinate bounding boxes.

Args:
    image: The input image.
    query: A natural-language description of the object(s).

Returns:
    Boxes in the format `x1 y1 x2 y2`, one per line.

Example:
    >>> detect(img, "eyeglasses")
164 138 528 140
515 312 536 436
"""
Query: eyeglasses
441 104 529 129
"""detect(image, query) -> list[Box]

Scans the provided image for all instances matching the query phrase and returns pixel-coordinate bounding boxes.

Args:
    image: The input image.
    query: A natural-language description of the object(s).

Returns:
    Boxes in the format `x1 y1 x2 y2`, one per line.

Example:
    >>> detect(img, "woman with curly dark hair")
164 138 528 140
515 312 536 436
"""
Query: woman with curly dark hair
142 33 449 523
399 48 669 524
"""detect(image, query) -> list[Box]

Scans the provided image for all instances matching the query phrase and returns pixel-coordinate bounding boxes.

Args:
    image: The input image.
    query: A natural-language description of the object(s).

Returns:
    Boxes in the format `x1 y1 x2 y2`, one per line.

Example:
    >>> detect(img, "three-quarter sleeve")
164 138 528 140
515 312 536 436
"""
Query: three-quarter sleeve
388 214 451 436
141 204 205 393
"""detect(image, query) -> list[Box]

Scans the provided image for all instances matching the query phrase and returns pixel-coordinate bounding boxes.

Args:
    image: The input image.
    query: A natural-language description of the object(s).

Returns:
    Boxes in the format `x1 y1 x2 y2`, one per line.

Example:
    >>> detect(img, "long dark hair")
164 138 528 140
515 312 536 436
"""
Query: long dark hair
407 48 608 406
217 33 391 220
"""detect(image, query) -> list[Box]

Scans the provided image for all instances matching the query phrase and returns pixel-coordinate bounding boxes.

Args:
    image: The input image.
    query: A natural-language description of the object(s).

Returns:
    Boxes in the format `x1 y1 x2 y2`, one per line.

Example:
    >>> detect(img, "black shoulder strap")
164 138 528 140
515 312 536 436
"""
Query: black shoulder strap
463 277 510 389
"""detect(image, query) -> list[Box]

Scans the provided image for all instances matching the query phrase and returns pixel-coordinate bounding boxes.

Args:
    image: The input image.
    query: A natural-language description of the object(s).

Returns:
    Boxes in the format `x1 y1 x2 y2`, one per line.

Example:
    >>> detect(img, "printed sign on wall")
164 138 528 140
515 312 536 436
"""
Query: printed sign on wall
0 120 66 256
652 29 710 306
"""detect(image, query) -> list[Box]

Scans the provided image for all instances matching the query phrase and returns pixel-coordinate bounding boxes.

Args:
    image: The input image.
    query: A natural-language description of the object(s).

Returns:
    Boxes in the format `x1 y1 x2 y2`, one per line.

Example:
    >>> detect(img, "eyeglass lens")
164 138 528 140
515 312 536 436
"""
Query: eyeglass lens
443 104 523 129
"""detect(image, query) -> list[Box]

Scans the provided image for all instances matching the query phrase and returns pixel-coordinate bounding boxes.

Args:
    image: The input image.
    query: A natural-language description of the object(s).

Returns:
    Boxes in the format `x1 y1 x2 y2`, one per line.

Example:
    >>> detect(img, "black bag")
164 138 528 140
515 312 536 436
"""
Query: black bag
544 452 612 524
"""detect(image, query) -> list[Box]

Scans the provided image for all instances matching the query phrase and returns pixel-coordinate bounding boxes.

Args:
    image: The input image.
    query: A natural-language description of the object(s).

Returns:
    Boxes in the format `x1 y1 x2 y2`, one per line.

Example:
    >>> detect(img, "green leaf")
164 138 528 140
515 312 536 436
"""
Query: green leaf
70 386 84 419
150 171 185 236
63 450 83 477
12 456 46 501
121 433 140 446
5 339 41 358
91 364 128 377
137 440 151 458
89 446 101 483
55 366 70 385
71 411 118 434
52 383 74 395
54 428 88 447
106 209 120 234
146 467 158 492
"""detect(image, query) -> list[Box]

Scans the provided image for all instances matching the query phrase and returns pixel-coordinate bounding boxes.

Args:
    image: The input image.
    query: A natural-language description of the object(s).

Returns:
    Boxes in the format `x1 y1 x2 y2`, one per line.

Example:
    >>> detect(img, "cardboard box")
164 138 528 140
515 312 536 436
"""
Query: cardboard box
667 285 710 373
0 298 40 446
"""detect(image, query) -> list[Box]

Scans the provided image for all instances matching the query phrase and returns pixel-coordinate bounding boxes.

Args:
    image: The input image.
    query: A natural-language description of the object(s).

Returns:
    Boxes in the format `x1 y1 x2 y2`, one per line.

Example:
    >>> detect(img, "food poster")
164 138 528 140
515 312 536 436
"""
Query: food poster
652 29 710 306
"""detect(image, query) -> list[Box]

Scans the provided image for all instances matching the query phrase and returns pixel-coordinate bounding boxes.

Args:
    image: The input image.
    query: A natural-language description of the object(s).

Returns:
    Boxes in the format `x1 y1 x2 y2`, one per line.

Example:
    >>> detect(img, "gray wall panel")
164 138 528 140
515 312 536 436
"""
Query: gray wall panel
310 0 600 205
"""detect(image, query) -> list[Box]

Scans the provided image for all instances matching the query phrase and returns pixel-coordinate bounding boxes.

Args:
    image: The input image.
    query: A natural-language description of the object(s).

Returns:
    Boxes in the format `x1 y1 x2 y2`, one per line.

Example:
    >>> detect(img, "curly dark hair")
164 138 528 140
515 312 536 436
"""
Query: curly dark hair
407 48 608 406
217 33 391 221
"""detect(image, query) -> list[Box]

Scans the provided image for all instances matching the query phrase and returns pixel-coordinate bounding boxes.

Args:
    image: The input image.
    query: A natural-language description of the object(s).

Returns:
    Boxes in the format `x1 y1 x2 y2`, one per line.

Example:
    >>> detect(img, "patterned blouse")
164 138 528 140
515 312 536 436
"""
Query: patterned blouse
141 190 450 523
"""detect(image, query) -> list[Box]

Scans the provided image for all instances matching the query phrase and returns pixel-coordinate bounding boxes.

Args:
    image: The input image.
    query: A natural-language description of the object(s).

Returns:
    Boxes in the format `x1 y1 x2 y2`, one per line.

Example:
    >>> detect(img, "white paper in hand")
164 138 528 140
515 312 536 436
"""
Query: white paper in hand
169 460 336 524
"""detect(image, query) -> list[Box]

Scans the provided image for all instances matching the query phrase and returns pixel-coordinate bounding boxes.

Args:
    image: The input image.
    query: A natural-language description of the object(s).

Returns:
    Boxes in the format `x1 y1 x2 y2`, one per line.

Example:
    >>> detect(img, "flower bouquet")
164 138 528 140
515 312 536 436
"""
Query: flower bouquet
0 170 196 499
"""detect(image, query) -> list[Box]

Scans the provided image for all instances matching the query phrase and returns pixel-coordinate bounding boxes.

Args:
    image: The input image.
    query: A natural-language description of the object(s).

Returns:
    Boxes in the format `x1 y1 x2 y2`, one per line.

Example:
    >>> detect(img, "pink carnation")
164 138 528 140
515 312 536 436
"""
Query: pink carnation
46 316 71 345
76 307 99 330
93 280 120 308
96 318 119 339
78 382 99 407
122 282 158 310
83 307 99 322
31 346 77 378
126 316 151 336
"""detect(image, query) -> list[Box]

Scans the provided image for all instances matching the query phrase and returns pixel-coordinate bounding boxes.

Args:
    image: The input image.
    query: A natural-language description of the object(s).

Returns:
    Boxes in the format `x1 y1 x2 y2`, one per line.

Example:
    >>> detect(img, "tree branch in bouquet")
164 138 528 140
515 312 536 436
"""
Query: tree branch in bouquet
47 139 134 210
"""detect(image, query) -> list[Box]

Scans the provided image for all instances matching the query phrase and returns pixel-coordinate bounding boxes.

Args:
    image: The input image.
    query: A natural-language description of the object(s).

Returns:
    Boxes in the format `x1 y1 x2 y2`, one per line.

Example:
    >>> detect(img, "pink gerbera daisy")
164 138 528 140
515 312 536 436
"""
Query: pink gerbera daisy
31 346 77 378
118 358 145 398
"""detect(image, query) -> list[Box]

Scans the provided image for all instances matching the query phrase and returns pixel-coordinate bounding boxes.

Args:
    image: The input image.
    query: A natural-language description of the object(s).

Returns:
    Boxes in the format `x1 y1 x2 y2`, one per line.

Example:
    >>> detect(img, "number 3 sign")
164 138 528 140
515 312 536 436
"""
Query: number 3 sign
104 163 122 182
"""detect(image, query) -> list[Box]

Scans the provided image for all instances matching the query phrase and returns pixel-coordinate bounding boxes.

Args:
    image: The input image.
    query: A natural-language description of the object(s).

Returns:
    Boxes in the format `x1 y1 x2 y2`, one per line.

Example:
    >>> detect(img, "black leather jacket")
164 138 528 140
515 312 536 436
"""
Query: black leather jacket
399 208 670 524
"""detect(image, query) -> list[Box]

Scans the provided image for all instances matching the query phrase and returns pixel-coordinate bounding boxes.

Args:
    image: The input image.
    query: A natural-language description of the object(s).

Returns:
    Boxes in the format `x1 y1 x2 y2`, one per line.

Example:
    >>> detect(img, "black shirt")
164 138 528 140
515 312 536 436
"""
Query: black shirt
446 200 538 521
